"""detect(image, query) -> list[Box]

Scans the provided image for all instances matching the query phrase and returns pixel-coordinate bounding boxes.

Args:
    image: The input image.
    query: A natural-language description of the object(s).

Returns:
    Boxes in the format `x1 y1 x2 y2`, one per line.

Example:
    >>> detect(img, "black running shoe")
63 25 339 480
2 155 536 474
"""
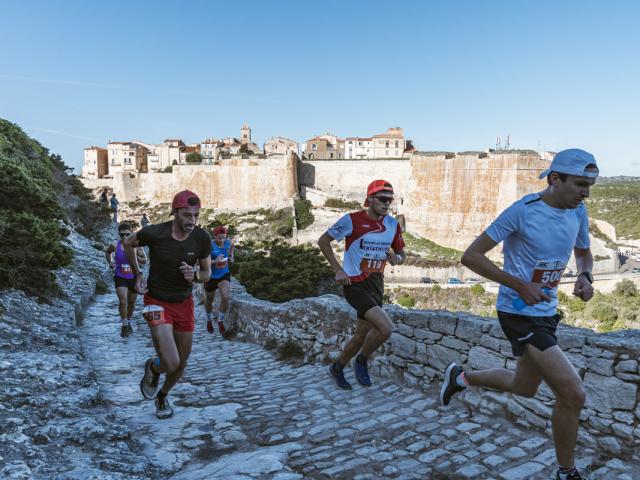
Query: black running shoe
556 470 587 480
140 358 160 399
126 324 133 336
155 393 174 419
440 362 465 406
353 356 372 387
328 363 352 390
120 324 128 338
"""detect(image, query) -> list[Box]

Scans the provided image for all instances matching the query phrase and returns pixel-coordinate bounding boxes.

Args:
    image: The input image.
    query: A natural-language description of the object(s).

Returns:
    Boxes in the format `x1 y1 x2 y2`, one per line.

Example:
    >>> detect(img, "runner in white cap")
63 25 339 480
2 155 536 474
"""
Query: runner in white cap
440 149 599 480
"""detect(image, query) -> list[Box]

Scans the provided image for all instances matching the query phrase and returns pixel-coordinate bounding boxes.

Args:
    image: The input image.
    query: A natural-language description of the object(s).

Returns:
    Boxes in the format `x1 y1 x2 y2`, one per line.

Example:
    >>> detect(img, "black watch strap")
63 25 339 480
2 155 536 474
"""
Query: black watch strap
579 271 593 284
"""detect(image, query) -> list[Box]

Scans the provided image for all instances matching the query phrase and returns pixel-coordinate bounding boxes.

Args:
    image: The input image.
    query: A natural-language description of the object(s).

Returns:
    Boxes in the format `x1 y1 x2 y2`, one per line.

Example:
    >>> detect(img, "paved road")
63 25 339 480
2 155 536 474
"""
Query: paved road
80 290 638 479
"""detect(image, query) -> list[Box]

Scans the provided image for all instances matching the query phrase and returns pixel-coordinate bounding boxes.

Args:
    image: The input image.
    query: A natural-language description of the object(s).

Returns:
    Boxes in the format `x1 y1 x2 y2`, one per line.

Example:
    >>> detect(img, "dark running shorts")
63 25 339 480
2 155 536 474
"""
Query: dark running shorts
497 311 560 357
204 272 231 292
114 276 137 294
343 273 384 319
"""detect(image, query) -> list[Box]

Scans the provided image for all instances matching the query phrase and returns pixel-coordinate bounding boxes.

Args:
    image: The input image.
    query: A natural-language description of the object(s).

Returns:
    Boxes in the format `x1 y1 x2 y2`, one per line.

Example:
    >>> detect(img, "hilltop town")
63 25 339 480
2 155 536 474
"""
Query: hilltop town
81 126 416 179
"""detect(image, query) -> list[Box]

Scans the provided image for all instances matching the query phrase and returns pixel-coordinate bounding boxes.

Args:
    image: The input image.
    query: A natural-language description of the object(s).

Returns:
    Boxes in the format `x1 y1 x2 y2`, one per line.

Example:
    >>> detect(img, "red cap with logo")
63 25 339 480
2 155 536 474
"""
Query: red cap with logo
172 190 201 209
364 180 394 206
213 225 227 235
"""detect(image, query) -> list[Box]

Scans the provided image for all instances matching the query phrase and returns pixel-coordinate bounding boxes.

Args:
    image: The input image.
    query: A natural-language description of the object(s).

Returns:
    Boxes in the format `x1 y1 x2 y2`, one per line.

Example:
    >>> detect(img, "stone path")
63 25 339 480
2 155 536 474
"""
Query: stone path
81 290 639 479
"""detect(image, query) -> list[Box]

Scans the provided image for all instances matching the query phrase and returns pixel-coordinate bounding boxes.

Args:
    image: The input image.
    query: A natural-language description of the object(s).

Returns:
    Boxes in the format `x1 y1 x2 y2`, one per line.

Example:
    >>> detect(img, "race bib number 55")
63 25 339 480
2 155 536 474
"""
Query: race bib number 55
531 260 566 287
360 258 386 273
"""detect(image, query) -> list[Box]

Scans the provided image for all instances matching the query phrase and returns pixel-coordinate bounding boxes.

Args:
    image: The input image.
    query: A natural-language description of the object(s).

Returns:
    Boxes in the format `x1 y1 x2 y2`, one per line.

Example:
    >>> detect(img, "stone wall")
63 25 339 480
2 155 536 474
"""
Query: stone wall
227 285 640 458
81 154 298 211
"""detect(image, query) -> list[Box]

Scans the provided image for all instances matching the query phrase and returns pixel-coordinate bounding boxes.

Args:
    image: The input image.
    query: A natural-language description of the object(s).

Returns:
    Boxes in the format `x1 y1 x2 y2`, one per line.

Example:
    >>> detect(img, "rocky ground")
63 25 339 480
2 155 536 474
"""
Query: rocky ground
1 229 639 479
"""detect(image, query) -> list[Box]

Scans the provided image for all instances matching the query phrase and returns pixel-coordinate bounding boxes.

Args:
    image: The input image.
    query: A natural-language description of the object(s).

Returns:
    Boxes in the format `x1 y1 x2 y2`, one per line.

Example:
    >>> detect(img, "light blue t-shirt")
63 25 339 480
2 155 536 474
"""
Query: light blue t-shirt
210 239 232 279
485 192 590 316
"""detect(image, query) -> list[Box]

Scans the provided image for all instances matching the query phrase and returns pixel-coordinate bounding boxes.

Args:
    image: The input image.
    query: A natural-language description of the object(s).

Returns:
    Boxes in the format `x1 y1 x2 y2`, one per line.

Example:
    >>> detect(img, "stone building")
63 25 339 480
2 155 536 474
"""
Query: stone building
81 146 108 178
345 127 410 159
345 137 373 159
264 137 299 157
304 133 345 160
107 142 148 174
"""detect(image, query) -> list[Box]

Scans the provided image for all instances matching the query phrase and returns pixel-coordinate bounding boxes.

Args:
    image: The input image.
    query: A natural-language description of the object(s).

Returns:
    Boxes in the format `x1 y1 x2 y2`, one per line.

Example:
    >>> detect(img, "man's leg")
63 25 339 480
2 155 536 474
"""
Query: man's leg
204 290 215 333
160 331 193 394
126 291 137 332
465 353 543 397
338 318 374 366
359 306 393 358
217 280 230 334
522 344 585 471
115 287 129 337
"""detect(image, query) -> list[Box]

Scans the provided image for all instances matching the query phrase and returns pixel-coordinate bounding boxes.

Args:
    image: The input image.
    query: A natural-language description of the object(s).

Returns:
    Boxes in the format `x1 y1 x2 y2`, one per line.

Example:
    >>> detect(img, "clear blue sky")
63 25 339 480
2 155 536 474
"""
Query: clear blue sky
1 0 638 176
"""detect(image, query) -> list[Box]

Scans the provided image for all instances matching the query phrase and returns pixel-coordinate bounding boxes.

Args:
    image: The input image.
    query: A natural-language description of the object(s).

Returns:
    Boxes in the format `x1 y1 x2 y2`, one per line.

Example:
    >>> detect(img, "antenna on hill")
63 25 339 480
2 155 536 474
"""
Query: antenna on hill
505 135 511 150
496 136 501 150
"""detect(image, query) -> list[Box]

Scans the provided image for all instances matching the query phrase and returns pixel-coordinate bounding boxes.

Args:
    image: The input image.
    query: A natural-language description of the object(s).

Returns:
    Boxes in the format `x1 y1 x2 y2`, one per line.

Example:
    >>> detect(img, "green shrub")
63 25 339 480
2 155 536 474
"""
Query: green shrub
470 284 485 295
324 197 362 210
592 302 618 332
567 297 586 313
234 239 334 302
294 199 314 230
432 284 441 293
95 280 109 295
277 339 304 361
613 279 637 297
397 295 416 308
185 152 203 164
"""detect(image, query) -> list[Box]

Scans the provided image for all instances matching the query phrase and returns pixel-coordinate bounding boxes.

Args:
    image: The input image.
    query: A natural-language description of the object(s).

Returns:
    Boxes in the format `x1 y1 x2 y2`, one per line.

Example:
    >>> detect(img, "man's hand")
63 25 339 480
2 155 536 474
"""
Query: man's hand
214 254 226 264
335 269 351 286
386 249 399 266
516 281 552 306
573 275 594 301
180 261 195 282
135 274 148 294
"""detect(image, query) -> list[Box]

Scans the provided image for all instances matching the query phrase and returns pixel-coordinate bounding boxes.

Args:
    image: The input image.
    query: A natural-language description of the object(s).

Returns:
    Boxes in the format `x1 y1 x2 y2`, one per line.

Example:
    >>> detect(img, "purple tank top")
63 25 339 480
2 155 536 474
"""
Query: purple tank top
114 241 134 279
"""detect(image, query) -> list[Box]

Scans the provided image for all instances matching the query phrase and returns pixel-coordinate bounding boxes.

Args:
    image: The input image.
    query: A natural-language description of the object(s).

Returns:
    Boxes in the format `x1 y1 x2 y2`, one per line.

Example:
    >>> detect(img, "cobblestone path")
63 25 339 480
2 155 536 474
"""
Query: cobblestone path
81 291 638 479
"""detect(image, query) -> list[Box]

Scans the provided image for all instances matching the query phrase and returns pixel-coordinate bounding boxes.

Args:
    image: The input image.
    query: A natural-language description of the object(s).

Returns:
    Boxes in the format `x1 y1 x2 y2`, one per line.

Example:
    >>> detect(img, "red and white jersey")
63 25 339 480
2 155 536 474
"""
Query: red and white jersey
327 211 405 283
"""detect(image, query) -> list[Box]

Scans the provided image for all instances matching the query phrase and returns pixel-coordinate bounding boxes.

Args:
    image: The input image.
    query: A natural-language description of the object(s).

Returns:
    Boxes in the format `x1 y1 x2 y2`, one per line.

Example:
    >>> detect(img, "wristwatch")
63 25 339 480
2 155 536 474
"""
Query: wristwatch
578 271 593 284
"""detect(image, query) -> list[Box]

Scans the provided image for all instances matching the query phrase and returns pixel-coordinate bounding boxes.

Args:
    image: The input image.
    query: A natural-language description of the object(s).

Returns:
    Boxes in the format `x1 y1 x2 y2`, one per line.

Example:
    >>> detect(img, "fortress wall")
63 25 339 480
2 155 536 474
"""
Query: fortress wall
227 284 640 457
81 155 298 210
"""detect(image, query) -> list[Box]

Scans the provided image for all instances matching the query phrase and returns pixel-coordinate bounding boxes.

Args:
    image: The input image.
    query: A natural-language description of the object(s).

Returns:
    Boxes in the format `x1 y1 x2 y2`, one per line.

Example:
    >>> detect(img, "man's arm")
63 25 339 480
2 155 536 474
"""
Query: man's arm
105 244 116 268
194 256 212 283
136 246 147 265
573 247 594 301
461 232 551 305
124 232 146 293
318 232 350 285
387 249 406 266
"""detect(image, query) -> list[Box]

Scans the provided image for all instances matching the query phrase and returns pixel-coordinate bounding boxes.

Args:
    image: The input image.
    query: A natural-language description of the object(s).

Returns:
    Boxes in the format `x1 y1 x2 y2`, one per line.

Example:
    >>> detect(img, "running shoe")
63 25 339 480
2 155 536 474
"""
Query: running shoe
328 363 352 390
440 362 465 406
126 324 133 336
353 355 372 387
556 470 587 480
206 320 214 334
217 321 226 335
155 393 174 419
140 358 161 399
120 324 128 338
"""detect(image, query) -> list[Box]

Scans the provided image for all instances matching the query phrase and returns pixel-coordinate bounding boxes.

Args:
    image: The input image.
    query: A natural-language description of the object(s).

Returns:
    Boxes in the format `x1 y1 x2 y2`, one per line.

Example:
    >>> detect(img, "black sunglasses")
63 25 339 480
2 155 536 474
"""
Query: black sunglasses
374 195 394 204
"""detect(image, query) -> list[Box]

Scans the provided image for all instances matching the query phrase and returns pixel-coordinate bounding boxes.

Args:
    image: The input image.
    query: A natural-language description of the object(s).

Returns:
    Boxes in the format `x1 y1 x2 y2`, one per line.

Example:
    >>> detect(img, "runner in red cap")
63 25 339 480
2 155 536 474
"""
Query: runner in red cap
318 180 406 389
123 190 212 419
204 225 234 334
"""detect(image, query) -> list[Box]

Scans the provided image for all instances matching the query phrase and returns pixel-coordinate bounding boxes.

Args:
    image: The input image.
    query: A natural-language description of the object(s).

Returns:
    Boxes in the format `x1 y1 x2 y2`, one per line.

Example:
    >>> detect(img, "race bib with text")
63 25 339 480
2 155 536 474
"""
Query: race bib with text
531 260 566 287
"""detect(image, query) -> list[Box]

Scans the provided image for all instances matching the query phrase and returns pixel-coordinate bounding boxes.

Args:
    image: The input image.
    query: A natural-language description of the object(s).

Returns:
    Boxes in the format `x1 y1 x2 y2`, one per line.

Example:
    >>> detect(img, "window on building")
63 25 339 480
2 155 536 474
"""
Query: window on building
386 150 389 156
312 143 317 151
330 153 334 158
395 141 399 148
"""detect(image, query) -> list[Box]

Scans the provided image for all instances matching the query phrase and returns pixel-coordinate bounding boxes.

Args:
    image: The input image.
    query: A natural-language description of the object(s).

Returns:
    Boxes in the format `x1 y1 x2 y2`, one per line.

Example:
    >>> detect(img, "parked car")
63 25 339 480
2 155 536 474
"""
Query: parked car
465 278 481 284
447 278 463 285
420 277 435 284
632 267 640 274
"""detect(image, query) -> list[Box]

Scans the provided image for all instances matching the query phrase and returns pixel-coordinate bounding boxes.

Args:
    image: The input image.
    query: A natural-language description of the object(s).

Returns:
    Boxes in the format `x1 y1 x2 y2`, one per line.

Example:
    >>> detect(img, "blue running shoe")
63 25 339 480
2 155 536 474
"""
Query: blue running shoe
353 355 372 387
328 363 352 390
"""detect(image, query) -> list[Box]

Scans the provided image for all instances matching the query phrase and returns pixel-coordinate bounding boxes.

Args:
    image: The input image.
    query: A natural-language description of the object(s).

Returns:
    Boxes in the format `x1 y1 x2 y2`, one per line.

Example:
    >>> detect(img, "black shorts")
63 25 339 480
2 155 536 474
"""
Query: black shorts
497 311 560 357
204 273 231 292
114 276 137 294
343 273 384 319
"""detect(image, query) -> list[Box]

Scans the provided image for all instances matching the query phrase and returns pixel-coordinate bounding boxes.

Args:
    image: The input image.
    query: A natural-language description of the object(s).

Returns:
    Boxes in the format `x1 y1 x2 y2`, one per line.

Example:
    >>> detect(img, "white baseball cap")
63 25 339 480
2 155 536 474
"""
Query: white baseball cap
539 149 599 179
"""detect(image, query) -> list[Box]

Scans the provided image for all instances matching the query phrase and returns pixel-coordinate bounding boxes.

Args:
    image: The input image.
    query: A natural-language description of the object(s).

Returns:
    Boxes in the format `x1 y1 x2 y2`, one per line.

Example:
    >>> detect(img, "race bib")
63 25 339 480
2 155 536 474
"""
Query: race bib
120 264 132 275
215 257 228 268
360 258 386 273
531 260 565 287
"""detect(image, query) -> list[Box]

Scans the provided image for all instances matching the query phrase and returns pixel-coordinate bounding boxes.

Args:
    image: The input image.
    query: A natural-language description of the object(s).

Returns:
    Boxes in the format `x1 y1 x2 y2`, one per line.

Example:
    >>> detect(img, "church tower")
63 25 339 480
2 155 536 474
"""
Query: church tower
241 124 251 145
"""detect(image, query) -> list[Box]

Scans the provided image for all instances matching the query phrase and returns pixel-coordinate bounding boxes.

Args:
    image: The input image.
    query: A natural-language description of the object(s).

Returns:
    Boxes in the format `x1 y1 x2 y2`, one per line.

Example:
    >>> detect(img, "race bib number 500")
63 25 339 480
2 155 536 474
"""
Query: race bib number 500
531 260 566 287
360 258 386 273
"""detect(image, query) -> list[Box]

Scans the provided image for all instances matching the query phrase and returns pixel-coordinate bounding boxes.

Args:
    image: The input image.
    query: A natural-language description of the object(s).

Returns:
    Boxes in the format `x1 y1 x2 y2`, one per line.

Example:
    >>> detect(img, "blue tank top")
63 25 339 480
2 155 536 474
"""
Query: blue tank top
210 239 231 279
114 241 134 279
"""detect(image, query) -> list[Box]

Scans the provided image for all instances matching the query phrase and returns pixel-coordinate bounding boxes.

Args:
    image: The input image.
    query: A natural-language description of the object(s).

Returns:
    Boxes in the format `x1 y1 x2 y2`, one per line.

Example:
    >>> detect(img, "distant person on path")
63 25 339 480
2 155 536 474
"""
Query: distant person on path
318 180 405 389
124 190 211 419
140 213 150 227
440 149 598 480
106 223 147 337
204 226 234 335
99 188 108 205
110 193 120 223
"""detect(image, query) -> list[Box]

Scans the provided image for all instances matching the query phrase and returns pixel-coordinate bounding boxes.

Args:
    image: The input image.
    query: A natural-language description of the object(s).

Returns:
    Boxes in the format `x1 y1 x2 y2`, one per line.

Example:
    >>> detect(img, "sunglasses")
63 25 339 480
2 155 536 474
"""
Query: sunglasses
374 195 394 204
